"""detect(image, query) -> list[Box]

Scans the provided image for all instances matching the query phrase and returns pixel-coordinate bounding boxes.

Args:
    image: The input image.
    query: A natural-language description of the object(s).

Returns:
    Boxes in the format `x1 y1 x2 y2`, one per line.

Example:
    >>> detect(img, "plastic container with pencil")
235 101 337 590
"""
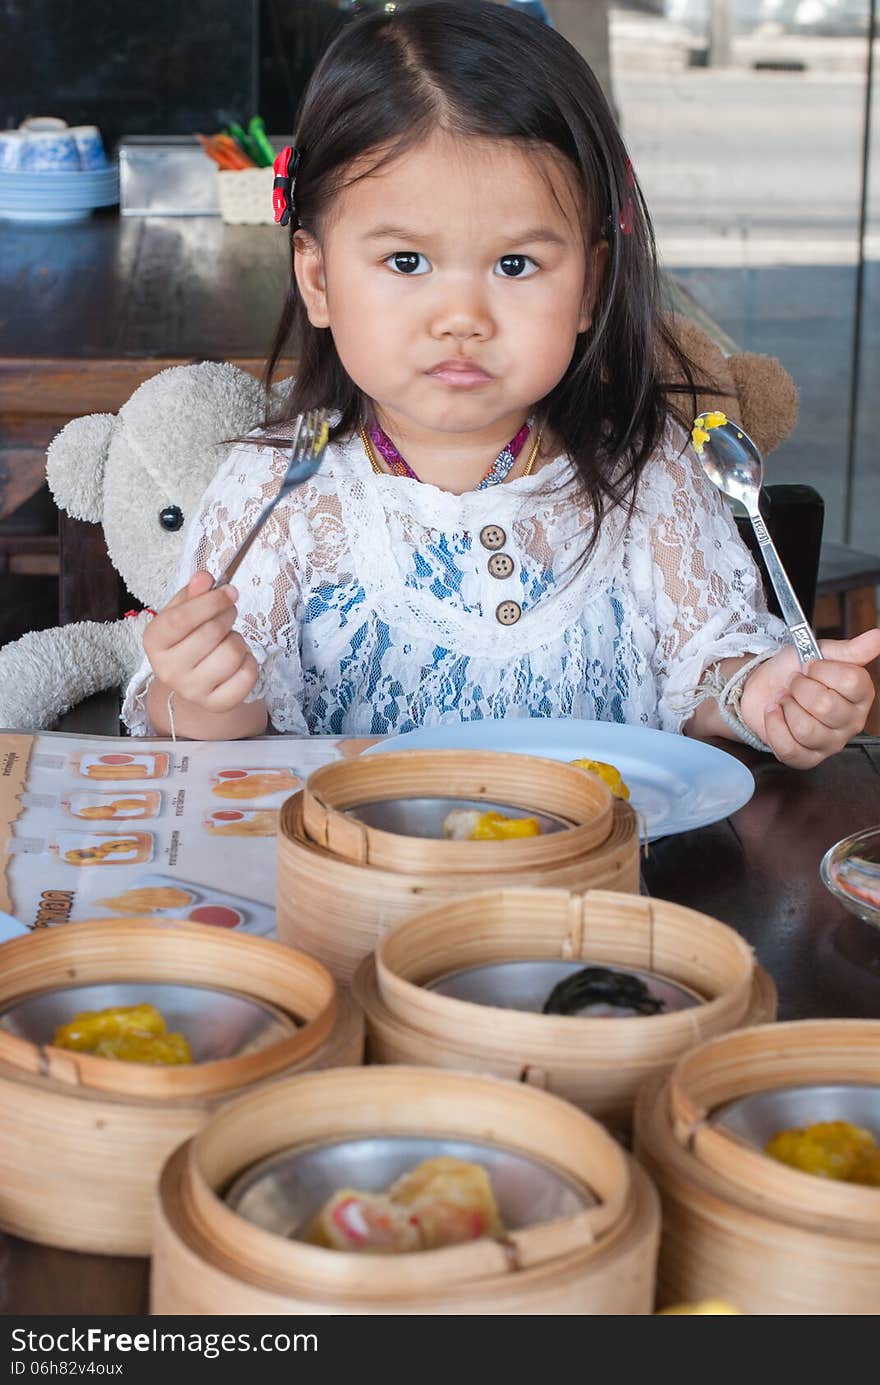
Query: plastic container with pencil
196 128 277 226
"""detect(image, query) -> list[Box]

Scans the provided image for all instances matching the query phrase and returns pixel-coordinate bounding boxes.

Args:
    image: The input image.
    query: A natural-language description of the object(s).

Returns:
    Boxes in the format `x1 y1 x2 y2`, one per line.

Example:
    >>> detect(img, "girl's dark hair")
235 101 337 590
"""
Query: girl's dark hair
264 0 706 536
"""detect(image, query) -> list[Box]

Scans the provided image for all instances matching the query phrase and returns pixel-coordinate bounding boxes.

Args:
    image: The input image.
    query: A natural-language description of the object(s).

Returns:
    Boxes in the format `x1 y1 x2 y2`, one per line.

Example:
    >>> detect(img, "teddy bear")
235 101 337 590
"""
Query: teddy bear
670 315 799 459
0 361 276 731
0 323 799 731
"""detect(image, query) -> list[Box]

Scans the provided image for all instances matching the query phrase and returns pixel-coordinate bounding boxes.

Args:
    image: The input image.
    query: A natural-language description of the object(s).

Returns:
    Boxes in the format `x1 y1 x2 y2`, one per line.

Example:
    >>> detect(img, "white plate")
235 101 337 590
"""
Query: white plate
0 190 118 203
0 167 119 219
365 719 754 840
0 175 117 189
0 209 92 223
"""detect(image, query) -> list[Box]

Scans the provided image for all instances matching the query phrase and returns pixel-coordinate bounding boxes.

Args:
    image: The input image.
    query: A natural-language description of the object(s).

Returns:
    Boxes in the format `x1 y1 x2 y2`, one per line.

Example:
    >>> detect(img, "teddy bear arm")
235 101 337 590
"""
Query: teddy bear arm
0 617 146 732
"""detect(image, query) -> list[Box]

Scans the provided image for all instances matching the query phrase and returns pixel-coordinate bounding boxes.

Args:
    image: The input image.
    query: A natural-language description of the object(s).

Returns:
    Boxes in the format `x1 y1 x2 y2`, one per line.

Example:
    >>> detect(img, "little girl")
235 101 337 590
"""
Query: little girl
127 0 879 766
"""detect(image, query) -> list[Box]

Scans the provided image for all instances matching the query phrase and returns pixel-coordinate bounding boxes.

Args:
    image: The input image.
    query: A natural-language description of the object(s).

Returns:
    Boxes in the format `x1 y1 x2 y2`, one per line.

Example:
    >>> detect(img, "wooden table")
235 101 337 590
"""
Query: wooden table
1 734 878 1316
0 210 287 515
0 211 288 620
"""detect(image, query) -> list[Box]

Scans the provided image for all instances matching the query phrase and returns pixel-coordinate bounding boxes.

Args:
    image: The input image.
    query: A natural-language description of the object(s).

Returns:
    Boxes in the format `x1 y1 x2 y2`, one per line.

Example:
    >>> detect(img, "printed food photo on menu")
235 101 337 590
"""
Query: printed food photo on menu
96 878 251 932
60 790 162 821
71 751 170 781
48 831 155 868
210 767 301 800
97 884 197 914
203 808 280 837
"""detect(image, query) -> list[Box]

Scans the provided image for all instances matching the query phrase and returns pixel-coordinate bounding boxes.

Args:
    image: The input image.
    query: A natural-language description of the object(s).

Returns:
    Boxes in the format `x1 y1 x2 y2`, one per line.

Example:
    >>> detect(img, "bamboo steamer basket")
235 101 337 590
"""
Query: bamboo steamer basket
0 920 363 1255
634 1020 880 1314
299 751 615 872
278 752 640 982
352 888 777 1129
151 1065 660 1315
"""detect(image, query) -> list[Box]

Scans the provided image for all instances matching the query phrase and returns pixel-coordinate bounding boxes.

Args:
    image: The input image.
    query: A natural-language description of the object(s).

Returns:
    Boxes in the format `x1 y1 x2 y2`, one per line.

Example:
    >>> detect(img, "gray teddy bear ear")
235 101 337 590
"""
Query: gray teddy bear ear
46 412 115 522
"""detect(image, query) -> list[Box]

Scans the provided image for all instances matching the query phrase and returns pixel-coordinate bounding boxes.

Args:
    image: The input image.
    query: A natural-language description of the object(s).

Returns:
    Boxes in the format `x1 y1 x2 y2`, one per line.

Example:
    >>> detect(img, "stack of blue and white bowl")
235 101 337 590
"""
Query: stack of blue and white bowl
0 117 119 224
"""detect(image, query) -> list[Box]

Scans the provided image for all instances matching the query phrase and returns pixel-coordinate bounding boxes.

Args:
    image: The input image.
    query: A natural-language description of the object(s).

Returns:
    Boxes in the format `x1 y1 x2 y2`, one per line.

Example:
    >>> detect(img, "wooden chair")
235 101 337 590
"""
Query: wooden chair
733 484 824 626
734 484 879 734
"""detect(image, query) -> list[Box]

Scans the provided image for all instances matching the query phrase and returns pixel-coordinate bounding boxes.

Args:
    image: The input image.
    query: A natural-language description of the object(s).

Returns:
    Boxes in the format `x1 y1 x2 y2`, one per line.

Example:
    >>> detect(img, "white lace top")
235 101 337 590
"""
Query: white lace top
122 423 786 738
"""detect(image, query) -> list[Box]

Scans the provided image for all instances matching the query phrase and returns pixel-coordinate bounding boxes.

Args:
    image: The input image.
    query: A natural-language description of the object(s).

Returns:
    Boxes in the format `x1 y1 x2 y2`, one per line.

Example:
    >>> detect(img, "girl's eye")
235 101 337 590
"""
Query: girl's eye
385 252 431 275
495 254 538 278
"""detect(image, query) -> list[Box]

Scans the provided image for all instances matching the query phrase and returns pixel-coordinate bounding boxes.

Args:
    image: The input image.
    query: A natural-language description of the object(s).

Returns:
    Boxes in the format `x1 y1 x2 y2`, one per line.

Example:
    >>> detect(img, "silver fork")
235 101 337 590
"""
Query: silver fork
213 408 331 588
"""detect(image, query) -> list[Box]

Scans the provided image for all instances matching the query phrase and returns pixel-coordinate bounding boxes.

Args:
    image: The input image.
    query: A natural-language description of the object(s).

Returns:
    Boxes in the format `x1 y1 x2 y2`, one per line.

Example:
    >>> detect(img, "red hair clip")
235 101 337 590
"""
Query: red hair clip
272 146 301 227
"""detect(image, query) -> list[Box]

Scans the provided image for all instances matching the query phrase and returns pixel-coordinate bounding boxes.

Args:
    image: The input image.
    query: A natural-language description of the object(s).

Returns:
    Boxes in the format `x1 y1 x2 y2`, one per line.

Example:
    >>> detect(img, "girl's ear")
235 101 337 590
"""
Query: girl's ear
293 230 331 328
579 241 609 333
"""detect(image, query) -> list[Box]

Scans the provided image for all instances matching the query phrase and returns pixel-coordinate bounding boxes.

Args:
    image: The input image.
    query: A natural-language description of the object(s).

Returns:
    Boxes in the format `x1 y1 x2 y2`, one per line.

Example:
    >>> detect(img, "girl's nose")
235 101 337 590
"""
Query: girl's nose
429 285 493 342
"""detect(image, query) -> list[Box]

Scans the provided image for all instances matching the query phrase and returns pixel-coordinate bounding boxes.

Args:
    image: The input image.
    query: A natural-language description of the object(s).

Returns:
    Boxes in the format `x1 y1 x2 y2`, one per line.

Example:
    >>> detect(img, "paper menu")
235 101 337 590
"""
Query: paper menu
0 730 366 937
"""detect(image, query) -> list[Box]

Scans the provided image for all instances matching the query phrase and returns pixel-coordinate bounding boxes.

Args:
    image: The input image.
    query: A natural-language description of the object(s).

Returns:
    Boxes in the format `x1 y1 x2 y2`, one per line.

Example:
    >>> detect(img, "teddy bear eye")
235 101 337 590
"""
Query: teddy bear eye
159 506 184 532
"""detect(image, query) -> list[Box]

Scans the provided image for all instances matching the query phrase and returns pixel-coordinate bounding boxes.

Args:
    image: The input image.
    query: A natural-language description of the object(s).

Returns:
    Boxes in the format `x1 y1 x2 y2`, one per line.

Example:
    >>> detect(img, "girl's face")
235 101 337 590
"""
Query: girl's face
295 131 602 442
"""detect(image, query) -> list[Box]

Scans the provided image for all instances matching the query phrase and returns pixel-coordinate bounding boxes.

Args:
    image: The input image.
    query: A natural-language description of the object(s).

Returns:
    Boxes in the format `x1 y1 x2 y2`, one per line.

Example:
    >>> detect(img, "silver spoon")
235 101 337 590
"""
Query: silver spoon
693 412 822 664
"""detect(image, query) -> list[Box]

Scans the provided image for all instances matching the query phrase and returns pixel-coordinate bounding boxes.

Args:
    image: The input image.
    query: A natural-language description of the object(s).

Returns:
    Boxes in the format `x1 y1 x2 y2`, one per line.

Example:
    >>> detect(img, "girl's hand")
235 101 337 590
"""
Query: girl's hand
142 570 260 713
739 629 880 767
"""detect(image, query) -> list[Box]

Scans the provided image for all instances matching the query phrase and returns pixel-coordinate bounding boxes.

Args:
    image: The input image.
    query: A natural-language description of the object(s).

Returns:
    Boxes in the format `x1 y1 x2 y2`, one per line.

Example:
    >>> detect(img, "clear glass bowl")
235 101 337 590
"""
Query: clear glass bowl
820 825 880 931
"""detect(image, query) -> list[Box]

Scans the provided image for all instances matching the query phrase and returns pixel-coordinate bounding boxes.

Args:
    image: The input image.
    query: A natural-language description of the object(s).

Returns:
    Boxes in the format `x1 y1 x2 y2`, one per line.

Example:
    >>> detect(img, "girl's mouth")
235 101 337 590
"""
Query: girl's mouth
427 361 494 388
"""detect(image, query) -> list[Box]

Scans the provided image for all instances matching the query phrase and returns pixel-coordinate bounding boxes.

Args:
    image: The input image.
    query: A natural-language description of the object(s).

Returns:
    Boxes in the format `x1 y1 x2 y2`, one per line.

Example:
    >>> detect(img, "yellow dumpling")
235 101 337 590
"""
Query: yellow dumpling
764 1120 878 1184
569 758 630 801
443 808 542 841
92 1030 192 1065
52 1003 192 1066
390 1156 505 1248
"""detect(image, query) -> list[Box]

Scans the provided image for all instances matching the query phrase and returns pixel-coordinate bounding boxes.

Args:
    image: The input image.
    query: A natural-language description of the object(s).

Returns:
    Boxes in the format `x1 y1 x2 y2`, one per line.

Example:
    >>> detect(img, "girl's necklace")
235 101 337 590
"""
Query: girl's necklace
360 415 541 488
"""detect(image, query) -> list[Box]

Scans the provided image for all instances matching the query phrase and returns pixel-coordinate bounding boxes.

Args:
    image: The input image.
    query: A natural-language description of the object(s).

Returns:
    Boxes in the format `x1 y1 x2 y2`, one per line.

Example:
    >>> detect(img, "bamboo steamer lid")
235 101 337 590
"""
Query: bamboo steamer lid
151 1065 660 1315
634 1020 880 1314
278 778 639 984
353 888 776 1128
0 921 364 1255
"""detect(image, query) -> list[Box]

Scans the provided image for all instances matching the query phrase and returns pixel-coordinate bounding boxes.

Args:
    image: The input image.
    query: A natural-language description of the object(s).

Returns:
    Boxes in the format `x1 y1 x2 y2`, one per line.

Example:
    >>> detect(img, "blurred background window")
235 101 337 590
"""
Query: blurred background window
606 0 877 550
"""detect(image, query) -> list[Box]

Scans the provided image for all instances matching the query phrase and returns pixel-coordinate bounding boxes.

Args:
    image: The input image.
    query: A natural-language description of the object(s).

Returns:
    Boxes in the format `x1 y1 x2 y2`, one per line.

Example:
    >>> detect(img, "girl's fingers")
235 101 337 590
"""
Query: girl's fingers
162 651 259 713
163 570 216 608
817 628 880 666
203 650 260 714
796 658 875 709
776 694 846 753
785 673 856 730
763 703 823 769
160 605 238 676
757 633 880 768
148 583 239 653
201 636 253 693
175 634 250 703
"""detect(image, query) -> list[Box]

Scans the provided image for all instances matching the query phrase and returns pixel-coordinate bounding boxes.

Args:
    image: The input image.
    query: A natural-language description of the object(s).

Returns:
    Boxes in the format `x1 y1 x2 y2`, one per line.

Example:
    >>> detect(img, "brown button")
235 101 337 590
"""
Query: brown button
495 599 522 626
479 524 506 551
487 552 515 580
